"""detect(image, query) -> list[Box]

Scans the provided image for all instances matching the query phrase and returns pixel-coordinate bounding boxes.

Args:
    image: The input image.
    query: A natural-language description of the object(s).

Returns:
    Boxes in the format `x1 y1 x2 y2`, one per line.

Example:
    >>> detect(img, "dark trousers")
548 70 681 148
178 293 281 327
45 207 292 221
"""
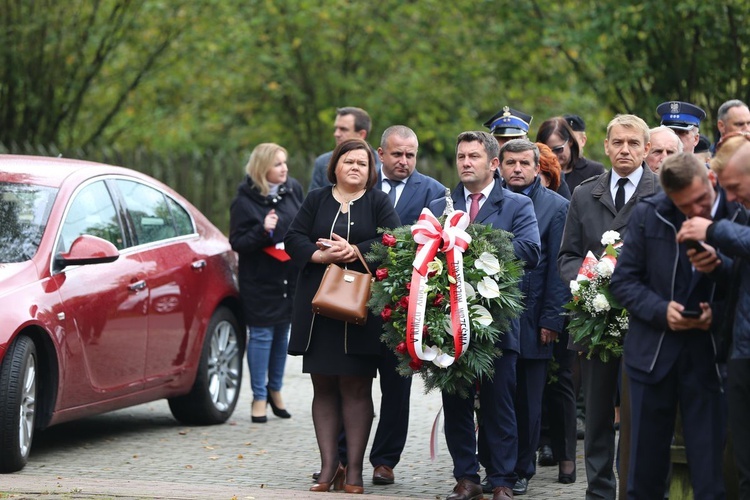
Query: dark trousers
514 358 548 480
369 345 412 468
628 349 725 500
728 358 750 499
445 350 518 489
539 330 578 462
581 355 620 500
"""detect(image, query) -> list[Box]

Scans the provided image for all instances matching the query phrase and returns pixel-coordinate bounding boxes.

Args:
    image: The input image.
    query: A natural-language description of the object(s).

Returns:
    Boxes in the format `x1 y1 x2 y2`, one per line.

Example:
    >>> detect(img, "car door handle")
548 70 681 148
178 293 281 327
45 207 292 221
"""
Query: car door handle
128 280 147 292
191 260 207 270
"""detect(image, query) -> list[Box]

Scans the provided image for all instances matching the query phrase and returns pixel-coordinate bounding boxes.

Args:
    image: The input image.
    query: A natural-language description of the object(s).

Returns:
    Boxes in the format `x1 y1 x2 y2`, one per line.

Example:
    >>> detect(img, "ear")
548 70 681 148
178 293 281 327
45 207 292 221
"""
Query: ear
643 141 652 155
604 138 610 156
717 120 726 136
377 147 384 162
489 156 500 171
707 169 718 187
357 129 368 140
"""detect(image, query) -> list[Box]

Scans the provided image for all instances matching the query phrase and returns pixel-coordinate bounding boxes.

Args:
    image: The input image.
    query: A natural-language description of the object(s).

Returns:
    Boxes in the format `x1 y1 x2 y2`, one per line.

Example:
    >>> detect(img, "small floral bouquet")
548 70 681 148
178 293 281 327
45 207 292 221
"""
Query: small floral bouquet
368 207 524 397
563 230 628 362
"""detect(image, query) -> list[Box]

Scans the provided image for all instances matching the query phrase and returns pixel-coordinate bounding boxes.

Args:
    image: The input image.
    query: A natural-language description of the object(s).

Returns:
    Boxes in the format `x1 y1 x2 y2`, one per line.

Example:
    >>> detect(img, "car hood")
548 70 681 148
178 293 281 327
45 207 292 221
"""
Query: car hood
0 261 40 299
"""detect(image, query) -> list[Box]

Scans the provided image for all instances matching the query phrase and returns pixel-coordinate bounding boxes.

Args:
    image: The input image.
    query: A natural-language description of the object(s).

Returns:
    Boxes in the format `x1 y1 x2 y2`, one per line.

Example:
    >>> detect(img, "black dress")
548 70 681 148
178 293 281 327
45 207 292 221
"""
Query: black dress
284 187 401 377
302 211 378 377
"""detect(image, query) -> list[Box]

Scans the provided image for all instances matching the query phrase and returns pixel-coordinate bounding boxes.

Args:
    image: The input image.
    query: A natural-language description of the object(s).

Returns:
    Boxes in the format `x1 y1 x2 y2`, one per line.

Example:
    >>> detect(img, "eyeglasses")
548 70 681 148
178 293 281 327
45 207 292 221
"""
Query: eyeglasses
550 139 568 154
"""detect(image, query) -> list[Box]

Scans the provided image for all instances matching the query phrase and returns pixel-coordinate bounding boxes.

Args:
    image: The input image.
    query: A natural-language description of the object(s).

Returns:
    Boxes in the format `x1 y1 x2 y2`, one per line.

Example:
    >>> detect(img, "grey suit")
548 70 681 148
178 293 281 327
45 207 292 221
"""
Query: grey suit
557 165 660 500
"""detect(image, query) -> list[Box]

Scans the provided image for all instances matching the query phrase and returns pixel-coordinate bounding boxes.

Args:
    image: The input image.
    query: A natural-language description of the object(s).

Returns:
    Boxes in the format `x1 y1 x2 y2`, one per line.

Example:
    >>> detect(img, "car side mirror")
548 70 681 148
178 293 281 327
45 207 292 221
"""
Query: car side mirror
55 234 120 269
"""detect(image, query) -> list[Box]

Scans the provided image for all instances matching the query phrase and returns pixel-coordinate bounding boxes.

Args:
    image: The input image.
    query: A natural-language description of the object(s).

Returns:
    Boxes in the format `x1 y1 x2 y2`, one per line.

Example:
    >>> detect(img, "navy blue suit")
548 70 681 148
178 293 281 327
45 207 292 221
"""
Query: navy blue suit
369 170 446 470
609 189 738 499
429 179 540 489
509 178 570 482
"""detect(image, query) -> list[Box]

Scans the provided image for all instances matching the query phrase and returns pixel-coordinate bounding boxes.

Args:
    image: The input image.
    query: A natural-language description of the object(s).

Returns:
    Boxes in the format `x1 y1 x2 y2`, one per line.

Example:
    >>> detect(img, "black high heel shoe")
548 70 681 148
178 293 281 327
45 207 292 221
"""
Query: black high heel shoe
558 461 576 484
267 386 291 419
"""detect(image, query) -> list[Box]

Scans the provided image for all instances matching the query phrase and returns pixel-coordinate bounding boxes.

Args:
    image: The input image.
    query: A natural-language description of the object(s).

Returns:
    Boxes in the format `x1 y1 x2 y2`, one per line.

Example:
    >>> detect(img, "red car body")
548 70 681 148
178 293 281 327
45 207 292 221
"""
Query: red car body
0 155 244 472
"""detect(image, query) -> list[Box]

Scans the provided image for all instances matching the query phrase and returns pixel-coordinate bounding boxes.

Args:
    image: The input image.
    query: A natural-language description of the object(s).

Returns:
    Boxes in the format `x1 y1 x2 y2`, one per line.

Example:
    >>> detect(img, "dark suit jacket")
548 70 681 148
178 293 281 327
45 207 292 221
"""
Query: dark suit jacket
381 170 447 225
609 189 738 381
517 178 570 359
429 179 541 353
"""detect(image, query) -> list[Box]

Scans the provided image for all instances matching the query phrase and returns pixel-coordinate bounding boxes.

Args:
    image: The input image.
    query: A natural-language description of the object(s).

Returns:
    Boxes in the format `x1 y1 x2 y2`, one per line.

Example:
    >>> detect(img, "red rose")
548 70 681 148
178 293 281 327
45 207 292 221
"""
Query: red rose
432 293 445 306
422 325 430 338
375 268 389 281
382 234 397 247
380 305 393 322
405 282 411 291
398 296 410 310
395 342 408 354
408 358 423 371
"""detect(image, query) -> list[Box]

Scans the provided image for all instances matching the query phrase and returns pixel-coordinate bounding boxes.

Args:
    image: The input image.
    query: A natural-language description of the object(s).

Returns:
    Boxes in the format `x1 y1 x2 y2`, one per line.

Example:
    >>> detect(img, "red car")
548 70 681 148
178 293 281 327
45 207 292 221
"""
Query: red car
0 155 245 472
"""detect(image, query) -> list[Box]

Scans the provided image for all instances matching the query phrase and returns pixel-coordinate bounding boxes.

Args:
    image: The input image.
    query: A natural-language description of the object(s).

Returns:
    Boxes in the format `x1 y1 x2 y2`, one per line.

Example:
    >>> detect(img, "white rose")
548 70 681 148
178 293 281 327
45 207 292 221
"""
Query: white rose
570 280 581 294
592 293 611 312
477 276 500 299
595 258 615 278
601 230 621 246
474 252 501 275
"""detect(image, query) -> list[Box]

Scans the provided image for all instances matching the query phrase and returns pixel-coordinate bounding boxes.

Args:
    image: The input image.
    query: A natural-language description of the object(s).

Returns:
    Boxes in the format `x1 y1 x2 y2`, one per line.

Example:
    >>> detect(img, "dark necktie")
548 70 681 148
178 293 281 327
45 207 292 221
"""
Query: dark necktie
469 193 483 222
615 177 628 212
384 178 399 206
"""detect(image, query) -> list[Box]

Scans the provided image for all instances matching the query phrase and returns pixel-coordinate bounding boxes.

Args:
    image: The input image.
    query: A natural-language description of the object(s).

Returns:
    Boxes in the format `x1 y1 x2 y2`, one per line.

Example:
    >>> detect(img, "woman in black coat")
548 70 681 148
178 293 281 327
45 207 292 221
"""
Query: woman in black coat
229 143 303 424
536 116 605 193
285 138 400 494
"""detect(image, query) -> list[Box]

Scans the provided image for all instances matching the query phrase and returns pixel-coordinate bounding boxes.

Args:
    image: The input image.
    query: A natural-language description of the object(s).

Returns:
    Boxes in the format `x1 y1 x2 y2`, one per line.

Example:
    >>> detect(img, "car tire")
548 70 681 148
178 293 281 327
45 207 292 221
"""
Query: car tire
0 335 38 473
168 307 243 425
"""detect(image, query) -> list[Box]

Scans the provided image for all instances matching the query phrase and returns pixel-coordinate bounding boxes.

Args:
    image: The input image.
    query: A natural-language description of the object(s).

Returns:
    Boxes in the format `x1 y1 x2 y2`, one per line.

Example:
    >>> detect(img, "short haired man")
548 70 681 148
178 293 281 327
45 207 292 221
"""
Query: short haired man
558 114 660 499
369 125 445 486
678 136 750 497
610 153 737 498
497 139 570 495
429 131 540 500
717 99 750 139
309 107 380 192
656 101 706 154
645 126 683 173
483 106 533 148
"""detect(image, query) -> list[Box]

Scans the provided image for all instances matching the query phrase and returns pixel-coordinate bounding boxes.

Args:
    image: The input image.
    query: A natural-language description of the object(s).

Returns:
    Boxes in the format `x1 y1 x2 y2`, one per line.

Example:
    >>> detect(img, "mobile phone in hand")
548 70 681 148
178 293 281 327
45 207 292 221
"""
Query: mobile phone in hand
680 309 701 318
684 239 707 254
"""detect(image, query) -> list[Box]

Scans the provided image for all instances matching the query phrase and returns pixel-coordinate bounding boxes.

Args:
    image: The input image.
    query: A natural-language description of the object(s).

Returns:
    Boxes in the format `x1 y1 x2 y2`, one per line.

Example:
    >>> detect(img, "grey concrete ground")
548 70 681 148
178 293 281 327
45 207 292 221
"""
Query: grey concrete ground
2 356 594 499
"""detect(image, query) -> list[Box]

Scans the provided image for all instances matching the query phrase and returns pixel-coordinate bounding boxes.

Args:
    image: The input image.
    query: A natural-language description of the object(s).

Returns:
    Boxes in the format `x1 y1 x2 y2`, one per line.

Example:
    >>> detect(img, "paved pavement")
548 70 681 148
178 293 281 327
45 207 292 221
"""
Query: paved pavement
2 356 594 499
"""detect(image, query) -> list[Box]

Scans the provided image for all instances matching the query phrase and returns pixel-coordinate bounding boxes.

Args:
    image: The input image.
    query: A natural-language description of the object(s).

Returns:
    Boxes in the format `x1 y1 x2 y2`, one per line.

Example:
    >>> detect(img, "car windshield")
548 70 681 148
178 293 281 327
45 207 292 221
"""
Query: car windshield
0 182 57 263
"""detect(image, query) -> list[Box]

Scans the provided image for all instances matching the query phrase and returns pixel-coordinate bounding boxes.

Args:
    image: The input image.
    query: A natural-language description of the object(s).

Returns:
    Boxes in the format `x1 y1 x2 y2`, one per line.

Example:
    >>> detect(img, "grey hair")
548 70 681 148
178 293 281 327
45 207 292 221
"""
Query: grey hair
499 139 540 165
649 126 684 152
380 125 418 149
718 99 748 121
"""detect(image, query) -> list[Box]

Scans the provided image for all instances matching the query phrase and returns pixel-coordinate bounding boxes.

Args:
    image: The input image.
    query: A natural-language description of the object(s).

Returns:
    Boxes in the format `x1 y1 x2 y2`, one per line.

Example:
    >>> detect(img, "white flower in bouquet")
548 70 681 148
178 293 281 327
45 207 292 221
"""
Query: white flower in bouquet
464 282 476 300
570 280 581 294
592 293 611 312
595 258 615 278
471 304 493 326
474 252 501 275
427 258 444 276
477 276 500 298
601 230 621 246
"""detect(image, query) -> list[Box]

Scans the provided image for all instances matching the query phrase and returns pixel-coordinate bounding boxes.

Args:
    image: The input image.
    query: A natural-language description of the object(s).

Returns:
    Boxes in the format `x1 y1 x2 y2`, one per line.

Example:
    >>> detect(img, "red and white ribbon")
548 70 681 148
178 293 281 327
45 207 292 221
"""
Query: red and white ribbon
405 208 472 368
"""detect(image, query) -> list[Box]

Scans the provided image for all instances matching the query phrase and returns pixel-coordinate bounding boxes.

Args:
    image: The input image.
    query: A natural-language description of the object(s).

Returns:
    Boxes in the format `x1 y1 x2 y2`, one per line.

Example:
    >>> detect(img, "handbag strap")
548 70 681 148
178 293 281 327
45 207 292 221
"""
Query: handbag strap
352 245 372 276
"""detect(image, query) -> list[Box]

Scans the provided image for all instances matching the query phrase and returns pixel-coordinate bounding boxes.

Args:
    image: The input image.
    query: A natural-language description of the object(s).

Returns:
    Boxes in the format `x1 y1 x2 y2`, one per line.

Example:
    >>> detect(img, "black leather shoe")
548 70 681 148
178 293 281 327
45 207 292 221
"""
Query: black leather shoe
537 444 555 466
558 462 576 484
481 477 493 494
512 477 528 495
446 478 483 500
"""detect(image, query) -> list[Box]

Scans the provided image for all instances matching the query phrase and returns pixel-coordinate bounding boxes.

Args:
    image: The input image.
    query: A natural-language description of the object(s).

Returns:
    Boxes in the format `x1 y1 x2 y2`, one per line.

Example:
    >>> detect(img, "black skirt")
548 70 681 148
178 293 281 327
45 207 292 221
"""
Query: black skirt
302 314 379 377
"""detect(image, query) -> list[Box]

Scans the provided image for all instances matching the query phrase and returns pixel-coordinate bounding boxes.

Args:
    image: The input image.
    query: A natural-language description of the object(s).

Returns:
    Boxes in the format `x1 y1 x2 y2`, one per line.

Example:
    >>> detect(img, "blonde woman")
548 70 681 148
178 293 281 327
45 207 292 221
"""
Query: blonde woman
229 143 304 423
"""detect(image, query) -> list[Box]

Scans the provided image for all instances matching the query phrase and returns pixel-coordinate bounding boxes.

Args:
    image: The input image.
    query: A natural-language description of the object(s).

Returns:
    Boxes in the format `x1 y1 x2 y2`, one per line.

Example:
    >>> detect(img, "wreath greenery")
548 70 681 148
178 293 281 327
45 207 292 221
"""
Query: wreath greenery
367 219 525 397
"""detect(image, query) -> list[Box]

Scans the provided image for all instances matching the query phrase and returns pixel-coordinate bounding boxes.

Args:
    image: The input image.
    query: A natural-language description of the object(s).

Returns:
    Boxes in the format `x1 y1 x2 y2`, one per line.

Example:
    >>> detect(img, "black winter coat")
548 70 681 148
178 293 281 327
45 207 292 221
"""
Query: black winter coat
229 176 304 326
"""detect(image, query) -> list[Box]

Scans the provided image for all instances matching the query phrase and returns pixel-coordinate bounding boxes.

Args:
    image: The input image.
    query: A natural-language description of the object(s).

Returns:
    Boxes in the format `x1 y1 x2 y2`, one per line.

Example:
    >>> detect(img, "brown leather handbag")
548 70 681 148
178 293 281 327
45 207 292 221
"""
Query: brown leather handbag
311 246 373 325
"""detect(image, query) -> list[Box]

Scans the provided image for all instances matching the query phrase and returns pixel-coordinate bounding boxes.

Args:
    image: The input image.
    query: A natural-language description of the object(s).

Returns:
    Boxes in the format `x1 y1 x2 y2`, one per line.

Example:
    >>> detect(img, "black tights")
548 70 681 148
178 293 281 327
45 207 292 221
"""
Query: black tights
311 374 374 487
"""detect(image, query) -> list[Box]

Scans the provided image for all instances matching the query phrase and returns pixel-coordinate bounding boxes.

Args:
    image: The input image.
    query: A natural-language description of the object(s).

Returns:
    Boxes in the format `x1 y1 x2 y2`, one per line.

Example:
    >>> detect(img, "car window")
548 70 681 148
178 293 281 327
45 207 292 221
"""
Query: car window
0 182 57 263
116 179 187 245
166 196 195 236
59 181 124 253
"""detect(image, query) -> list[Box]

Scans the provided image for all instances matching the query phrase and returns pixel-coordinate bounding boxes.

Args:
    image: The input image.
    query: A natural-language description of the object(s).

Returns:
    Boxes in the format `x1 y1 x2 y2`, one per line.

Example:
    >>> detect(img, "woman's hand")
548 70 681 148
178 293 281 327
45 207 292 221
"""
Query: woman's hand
315 234 357 263
264 209 278 234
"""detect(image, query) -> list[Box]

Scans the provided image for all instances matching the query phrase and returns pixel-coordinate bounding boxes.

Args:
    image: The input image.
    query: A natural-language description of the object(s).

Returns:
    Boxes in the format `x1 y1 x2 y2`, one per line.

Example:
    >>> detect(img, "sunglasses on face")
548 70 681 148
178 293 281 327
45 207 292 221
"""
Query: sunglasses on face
550 139 569 154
